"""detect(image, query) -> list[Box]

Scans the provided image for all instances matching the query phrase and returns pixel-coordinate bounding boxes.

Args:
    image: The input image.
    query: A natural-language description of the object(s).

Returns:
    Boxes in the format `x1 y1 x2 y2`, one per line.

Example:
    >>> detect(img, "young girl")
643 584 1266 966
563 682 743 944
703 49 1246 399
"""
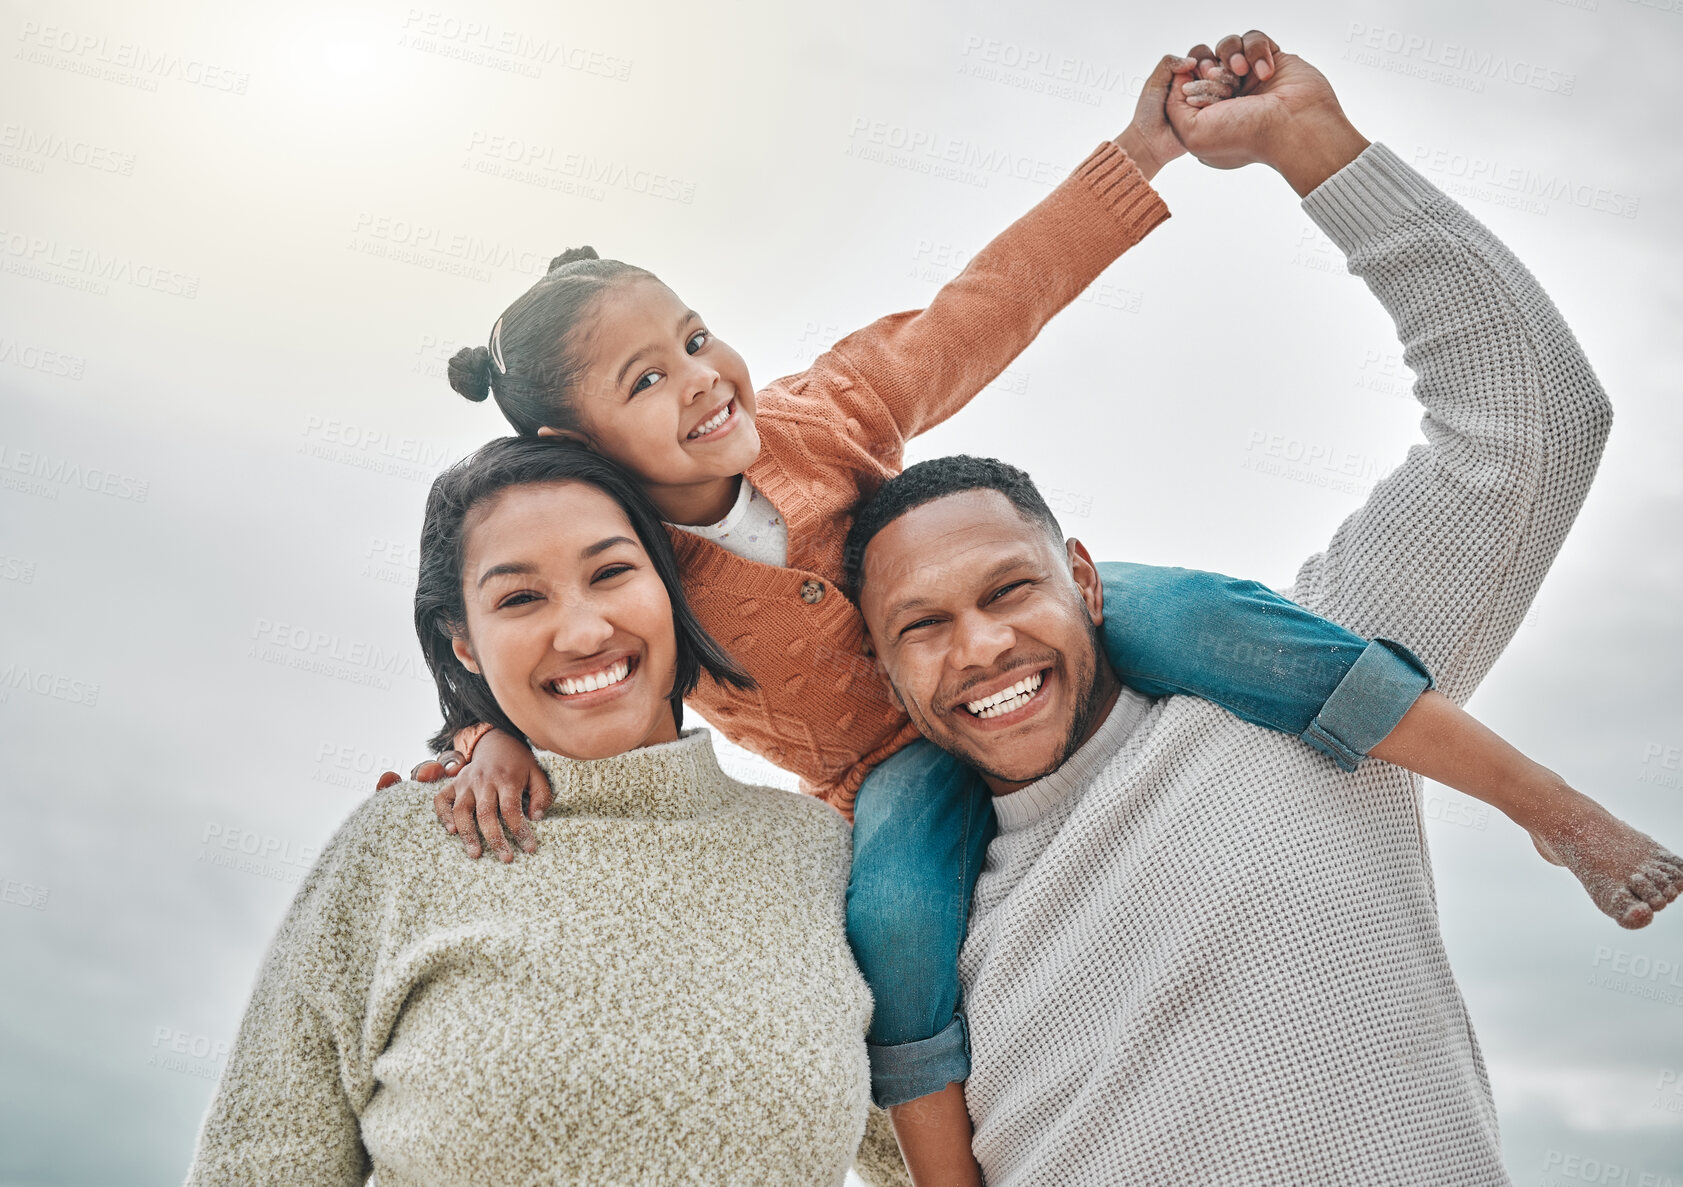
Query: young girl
389 62 1679 1186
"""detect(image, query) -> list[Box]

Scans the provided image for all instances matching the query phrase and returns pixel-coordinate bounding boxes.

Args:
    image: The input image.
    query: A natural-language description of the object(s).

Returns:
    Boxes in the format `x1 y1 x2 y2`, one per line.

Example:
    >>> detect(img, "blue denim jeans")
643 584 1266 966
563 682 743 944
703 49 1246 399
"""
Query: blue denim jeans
845 561 1434 1107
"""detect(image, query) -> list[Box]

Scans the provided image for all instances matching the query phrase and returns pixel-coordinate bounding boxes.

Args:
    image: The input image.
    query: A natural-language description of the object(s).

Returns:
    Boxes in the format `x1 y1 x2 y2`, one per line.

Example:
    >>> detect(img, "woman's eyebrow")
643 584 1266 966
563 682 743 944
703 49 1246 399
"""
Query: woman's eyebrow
476 537 638 589
581 535 638 559
476 561 535 589
613 310 701 388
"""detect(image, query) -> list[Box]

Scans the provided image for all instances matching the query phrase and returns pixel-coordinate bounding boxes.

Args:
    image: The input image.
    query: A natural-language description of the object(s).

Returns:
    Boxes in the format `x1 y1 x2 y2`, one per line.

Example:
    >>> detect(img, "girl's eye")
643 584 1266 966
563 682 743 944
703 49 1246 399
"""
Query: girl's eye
594 563 634 582
686 330 709 354
631 369 662 396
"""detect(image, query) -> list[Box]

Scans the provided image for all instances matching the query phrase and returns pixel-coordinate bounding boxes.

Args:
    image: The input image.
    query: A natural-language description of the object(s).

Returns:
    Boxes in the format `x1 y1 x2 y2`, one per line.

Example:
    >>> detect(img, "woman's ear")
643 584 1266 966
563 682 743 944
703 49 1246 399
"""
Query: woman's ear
451 634 481 675
537 425 593 449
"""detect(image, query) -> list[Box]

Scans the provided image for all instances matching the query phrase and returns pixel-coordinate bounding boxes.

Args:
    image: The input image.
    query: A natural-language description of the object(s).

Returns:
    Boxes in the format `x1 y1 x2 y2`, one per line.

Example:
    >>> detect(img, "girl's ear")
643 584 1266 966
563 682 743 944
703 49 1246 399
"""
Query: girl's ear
451 634 481 675
537 425 593 449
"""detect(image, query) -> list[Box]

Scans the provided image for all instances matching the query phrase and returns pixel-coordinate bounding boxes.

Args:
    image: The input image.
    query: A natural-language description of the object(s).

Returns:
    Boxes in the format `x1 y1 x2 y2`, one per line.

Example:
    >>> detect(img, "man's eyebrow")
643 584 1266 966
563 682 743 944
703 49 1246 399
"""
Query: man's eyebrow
881 553 1032 626
614 310 700 390
475 536 639 589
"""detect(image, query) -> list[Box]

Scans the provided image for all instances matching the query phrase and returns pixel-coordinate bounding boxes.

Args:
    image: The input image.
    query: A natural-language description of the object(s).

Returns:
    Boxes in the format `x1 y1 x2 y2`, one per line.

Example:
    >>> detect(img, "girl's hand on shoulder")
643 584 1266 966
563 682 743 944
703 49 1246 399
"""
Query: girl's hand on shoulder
440 729 553 861
376 730 553 861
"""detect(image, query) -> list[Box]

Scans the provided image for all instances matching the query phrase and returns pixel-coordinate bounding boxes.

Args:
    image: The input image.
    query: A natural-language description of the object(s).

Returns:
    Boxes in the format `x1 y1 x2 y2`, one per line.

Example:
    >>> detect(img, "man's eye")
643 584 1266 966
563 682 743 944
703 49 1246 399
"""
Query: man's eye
631 369 662 395
990 581 1030 602
900 617 938 637
686 330 709 354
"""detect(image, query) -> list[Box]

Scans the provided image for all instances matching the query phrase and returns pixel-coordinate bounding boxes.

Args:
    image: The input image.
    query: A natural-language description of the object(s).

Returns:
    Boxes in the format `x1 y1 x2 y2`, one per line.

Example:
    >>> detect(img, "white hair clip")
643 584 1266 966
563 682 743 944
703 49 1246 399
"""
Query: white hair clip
489 316 508 374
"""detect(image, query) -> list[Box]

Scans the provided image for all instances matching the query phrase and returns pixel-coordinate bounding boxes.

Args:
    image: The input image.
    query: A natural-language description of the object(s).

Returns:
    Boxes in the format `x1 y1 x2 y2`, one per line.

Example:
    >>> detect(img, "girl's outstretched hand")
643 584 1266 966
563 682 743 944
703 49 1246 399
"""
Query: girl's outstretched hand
1114 52 1237 181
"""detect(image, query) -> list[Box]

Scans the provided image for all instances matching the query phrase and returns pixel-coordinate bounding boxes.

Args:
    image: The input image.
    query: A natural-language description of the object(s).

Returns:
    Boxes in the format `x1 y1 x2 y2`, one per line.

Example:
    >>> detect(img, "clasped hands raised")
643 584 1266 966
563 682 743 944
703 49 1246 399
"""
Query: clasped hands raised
1118 28 1371 198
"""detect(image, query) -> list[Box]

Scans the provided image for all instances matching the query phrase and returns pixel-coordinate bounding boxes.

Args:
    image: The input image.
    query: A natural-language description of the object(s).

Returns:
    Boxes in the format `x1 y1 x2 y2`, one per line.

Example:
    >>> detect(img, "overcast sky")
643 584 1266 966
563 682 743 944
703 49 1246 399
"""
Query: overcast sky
3 0 1680 1183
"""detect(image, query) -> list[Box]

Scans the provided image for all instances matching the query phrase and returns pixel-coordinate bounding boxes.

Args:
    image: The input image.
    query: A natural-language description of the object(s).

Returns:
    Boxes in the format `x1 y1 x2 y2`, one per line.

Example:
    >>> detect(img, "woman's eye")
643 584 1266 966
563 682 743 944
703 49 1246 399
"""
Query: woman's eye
498 591 540 609
686 330 709 354
631 369 662 396
594 563 634 582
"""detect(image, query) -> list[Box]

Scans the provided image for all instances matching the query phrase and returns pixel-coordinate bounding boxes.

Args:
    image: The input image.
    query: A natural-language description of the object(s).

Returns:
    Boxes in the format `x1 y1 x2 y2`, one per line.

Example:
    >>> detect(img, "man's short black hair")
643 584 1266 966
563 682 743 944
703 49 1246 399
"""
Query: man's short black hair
843 455 1064 603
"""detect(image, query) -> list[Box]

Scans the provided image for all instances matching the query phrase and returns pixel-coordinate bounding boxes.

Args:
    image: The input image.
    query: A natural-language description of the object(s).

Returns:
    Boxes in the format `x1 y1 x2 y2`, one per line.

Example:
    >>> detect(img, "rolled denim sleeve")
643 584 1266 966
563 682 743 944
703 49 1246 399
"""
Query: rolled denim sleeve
1096 562 1435 771
1300 638 1434 771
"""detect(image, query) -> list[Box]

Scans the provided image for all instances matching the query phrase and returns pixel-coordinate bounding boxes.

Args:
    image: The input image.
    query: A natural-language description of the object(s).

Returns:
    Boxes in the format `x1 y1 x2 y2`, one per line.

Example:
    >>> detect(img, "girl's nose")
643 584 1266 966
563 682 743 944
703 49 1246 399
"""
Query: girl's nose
682 359 721 403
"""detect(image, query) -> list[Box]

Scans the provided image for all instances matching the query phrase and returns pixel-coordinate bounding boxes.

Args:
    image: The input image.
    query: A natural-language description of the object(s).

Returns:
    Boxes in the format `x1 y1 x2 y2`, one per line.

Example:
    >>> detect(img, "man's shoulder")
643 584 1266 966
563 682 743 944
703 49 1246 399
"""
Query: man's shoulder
1078 691 1326 793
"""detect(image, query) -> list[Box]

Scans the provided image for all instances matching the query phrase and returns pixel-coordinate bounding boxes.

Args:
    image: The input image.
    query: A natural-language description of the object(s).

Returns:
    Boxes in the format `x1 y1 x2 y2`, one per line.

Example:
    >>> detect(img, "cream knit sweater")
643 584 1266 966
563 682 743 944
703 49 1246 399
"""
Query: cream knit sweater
186 729 907 1186
957 144 1611 1184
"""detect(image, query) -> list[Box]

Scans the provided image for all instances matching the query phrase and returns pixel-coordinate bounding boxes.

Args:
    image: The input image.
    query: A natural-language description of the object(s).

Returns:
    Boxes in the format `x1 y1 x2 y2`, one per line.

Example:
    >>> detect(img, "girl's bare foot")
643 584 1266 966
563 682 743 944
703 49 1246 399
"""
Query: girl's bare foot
1527 793 1683 928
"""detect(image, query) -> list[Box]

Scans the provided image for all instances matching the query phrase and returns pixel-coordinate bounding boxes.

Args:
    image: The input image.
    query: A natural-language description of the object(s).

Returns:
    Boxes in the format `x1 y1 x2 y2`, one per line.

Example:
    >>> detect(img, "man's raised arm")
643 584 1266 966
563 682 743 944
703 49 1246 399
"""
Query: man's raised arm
1170 38 1612 704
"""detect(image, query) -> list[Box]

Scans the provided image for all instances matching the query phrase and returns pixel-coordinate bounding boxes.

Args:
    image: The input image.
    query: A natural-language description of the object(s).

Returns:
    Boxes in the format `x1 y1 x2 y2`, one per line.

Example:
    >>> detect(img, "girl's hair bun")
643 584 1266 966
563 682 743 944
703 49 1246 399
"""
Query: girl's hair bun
447 345 493 402
548 246 600 272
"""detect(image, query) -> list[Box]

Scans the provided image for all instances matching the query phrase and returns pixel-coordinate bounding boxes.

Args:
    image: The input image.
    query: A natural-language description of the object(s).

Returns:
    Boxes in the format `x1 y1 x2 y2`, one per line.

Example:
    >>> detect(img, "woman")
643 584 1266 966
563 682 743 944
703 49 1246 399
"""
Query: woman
186 436 898 1186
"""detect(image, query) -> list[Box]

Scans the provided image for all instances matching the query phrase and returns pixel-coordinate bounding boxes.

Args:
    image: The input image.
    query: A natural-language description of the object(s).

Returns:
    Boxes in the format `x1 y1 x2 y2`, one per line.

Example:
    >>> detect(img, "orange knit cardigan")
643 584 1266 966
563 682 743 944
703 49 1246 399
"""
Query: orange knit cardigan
466 140 1169 820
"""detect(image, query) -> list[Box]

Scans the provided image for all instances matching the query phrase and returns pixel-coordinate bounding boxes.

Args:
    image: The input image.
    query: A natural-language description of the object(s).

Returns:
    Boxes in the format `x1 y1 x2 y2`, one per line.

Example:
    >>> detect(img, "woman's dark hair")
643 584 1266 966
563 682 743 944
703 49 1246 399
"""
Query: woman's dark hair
414 436 755 752
446 247 657 436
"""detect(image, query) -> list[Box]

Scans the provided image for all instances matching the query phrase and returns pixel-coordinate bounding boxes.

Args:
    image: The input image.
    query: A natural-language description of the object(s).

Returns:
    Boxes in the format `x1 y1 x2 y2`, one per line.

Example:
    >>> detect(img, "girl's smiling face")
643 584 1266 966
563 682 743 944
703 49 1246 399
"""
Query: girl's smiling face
451 480 682 761
541 277 761 523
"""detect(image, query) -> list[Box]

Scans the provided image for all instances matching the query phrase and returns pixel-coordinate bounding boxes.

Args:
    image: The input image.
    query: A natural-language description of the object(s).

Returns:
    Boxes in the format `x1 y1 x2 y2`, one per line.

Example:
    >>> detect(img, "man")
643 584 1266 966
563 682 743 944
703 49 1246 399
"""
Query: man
845 34 1615 1184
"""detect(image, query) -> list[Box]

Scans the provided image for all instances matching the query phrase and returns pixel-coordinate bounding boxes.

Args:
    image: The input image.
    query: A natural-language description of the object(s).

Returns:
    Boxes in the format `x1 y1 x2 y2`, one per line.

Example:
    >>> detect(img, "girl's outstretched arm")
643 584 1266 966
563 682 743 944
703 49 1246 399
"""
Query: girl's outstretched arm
812 54 1221 447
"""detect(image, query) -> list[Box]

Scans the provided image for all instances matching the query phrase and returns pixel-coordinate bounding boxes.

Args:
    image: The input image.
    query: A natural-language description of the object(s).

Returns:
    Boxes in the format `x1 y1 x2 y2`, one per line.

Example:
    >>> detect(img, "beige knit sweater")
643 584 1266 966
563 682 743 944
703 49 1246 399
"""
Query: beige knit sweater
186 729 908 1186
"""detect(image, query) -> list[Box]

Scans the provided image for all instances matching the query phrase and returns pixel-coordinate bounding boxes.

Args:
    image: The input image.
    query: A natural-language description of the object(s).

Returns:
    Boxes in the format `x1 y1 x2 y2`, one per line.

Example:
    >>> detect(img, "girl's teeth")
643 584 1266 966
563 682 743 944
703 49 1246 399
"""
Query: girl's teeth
554 659 631 696
966 671 1044 718
689 401 732 439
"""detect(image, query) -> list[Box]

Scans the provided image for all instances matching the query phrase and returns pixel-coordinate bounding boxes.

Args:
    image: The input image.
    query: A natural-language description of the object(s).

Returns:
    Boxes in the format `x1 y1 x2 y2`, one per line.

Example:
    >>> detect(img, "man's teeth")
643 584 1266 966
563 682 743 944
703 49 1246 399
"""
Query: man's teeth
965 671 1044 719
688 401 732 439
550 658 631 696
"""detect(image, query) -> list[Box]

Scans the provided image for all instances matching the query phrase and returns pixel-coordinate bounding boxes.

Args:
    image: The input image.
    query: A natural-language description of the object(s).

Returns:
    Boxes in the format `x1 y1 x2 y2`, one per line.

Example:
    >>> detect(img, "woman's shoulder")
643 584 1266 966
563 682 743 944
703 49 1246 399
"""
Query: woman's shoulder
716 776 853 858
306 779 456 885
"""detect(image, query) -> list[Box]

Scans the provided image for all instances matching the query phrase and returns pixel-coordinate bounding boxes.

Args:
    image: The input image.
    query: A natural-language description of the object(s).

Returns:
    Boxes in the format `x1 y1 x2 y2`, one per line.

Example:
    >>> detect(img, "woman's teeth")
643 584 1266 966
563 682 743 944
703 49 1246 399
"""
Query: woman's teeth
688 400 732 439
965 671 1044 719
549 658 632 697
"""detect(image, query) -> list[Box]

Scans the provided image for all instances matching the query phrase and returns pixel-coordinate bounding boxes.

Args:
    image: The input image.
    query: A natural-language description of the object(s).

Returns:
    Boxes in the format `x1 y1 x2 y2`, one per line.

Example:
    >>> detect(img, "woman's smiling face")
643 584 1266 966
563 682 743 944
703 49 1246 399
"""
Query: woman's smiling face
451 480 681 760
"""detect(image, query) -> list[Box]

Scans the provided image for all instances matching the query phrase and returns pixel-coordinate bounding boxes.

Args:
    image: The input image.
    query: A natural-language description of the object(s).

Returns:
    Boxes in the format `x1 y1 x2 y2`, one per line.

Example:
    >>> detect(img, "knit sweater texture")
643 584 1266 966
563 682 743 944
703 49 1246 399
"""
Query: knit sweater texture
185 729 889 1186
662 141 1167 819
957 143 1611 1185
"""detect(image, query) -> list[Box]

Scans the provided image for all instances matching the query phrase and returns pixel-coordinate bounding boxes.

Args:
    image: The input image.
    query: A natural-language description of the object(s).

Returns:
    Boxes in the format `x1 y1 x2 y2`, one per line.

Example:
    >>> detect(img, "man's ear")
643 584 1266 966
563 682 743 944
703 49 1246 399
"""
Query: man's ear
1066 538 1105 627
451 634 481 675
536 425 593 449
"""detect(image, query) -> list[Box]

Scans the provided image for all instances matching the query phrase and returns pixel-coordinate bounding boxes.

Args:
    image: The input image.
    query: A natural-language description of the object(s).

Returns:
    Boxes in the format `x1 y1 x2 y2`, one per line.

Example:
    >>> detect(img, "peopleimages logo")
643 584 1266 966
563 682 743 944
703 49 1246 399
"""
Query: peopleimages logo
0 123 136 175
1343 22 1576 95
1411 147 1639 219
0 228 199 298
249 616 428 690
0 444 150 501
16 21 251 94
1587 945 1683 1007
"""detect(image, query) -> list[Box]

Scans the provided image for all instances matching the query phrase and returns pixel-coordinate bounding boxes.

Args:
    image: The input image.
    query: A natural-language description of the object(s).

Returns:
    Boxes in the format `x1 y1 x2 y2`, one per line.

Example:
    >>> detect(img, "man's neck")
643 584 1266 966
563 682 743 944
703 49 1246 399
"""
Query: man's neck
982 662 1124 797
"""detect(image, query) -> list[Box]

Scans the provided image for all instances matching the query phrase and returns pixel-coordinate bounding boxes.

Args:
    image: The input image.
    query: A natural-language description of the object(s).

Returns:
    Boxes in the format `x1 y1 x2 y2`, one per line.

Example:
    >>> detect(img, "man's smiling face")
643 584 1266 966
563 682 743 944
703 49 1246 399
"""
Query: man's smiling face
857 488 1121 793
